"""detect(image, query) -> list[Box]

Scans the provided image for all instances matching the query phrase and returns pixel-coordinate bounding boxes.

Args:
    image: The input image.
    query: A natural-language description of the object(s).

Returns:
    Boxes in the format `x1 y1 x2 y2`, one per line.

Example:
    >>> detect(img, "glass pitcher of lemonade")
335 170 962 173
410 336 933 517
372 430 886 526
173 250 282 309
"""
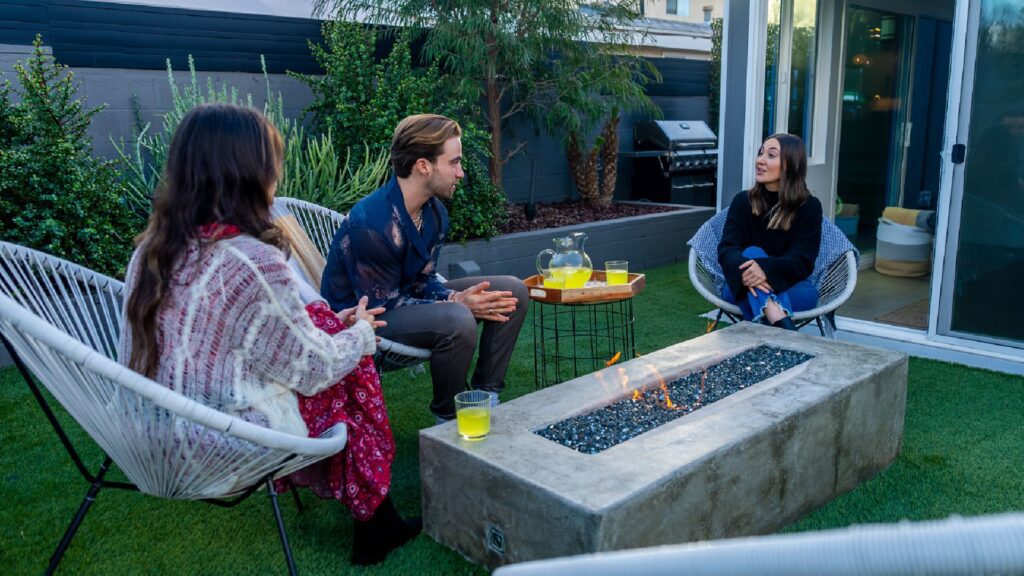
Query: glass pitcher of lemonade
536 232 593 289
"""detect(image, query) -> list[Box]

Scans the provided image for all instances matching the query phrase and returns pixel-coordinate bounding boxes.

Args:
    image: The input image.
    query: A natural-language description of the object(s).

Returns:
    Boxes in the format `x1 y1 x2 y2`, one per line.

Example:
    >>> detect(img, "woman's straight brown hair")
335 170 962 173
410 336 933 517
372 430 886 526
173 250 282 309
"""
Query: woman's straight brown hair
126 103 286 377
748 132 810 231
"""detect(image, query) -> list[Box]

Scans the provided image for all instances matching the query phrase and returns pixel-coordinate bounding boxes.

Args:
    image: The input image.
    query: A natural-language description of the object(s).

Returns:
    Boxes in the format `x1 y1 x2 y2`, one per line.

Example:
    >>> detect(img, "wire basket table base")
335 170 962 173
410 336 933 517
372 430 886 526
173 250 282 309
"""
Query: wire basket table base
532 298 636 389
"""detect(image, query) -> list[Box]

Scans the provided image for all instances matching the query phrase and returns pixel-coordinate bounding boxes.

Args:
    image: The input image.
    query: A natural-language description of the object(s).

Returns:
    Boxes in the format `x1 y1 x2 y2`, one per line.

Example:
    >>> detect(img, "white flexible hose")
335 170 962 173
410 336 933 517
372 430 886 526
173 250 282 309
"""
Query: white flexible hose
494 513 1024 576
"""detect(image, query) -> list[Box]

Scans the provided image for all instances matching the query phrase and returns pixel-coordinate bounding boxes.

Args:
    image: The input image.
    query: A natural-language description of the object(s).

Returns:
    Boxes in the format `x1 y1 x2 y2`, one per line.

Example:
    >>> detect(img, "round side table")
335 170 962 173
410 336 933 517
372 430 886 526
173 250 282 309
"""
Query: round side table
528 274 644 389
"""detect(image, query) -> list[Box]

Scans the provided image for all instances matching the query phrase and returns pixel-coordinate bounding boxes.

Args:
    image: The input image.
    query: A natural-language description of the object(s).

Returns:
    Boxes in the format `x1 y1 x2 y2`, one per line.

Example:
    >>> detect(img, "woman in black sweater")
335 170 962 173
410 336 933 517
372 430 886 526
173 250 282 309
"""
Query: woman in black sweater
717 133 822 330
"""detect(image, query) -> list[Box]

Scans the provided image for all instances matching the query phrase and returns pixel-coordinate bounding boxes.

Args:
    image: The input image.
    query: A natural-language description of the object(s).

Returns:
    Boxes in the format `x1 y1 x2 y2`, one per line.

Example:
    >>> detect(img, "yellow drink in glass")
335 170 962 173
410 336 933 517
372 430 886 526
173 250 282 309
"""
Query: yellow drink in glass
543 268 567 288
456 407 490 440
604 260 628 286
562 267 592 289
606 270 628 285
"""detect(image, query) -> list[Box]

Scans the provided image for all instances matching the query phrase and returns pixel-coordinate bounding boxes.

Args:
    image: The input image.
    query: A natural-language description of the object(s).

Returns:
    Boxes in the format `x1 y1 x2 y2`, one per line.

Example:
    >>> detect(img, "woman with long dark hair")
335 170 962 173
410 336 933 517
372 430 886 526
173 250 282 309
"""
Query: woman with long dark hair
718 133 822 330
119 103 418 565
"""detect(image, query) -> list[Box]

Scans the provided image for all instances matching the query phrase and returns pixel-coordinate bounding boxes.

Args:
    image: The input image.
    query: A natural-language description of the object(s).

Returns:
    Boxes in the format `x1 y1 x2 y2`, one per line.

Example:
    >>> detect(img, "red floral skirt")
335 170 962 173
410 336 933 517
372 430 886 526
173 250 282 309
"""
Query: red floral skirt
276 302 395 521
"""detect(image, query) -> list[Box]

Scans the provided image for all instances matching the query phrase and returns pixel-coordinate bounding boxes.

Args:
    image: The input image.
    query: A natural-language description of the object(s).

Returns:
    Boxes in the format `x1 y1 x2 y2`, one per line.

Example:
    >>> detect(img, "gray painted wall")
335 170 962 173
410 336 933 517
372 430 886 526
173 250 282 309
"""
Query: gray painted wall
0 44 315 159
2 42 709 204
501 95 710 204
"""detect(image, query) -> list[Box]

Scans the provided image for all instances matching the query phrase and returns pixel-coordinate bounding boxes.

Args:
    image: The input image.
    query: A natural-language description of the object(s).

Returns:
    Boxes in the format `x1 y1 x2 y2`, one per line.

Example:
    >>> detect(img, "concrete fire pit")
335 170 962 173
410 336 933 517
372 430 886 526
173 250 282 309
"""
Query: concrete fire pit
419 322 908 569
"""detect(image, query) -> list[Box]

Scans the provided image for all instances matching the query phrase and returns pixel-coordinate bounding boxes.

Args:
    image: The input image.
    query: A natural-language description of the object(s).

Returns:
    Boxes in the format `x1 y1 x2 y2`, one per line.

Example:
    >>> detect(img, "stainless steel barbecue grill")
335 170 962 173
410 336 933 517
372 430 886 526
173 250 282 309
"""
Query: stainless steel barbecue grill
630 120 718 206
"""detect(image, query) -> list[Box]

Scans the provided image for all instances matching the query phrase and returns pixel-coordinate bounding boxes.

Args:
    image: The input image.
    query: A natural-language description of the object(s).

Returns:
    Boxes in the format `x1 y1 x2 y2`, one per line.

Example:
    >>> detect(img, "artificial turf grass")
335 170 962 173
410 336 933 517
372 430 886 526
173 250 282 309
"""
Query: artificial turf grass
2 260 1022 574
786 357 1024 532
0 262 703 575
0 365 483 576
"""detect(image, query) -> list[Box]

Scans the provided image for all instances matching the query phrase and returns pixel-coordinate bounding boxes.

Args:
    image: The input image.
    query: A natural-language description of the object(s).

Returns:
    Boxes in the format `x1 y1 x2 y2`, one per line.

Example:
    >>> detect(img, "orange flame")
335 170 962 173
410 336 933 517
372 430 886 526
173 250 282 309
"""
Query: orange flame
632 389 642 401
605 351 622 367
660 382 675 408
646 364 666 388
617 367 630 392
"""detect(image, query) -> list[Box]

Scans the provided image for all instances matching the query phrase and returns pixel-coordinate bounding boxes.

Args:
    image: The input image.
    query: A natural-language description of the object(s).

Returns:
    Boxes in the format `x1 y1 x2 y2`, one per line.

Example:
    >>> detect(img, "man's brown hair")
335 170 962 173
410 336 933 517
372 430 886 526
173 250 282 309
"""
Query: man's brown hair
390 114 462 178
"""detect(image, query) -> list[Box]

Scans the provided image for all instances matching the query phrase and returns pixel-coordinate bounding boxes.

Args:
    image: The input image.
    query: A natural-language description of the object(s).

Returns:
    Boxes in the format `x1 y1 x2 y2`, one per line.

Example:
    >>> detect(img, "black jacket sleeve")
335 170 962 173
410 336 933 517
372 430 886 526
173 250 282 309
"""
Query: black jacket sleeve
718 192 752 299
755 196 822 295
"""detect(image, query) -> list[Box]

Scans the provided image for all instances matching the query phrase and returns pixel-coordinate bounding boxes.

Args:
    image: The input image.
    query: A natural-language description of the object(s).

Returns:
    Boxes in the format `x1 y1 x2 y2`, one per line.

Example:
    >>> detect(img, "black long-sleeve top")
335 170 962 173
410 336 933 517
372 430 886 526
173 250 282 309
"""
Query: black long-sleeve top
717 190 822 298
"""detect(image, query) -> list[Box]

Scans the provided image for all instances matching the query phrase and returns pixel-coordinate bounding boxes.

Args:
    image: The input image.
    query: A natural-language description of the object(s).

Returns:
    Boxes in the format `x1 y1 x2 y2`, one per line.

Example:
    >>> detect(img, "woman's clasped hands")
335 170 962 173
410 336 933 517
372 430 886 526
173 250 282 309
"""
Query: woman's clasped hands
739 259 773 296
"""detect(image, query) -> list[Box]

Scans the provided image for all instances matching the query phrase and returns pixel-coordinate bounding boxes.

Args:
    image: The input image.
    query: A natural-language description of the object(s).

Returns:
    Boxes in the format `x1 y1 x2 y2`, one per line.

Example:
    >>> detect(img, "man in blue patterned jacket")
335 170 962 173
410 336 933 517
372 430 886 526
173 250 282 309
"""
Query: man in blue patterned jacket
322 114 528 421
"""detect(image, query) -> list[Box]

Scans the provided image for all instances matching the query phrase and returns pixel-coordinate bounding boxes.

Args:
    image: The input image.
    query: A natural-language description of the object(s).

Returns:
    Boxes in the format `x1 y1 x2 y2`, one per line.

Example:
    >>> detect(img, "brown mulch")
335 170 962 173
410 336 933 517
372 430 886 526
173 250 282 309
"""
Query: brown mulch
499 201 683 234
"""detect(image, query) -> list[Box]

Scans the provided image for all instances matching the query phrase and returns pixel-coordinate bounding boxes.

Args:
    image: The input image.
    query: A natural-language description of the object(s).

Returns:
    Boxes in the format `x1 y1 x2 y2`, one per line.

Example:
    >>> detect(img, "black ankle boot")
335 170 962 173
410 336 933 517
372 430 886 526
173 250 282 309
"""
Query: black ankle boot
351 496 422 566
771 315 797 331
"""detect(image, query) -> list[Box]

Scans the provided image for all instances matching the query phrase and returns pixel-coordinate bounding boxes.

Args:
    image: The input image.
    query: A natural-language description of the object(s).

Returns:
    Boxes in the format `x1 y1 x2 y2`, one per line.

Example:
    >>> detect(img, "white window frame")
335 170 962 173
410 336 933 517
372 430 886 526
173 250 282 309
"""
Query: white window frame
747 0 830 170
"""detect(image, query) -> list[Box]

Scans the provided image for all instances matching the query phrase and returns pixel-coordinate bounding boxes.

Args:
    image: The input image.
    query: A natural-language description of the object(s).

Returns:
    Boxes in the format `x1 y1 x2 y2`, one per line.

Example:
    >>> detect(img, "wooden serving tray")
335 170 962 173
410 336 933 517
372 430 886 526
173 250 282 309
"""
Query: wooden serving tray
525 271 646 304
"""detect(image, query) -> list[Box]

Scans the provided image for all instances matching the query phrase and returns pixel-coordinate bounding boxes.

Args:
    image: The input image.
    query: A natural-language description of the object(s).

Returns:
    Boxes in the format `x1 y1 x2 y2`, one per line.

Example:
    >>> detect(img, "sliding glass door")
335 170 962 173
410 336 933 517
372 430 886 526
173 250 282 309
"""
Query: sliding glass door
940 0 1024 346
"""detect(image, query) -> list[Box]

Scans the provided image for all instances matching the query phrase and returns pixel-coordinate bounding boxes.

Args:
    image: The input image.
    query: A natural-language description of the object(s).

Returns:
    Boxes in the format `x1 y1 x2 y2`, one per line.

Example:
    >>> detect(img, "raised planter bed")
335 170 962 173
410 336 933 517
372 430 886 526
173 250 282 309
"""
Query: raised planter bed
438 204 715 280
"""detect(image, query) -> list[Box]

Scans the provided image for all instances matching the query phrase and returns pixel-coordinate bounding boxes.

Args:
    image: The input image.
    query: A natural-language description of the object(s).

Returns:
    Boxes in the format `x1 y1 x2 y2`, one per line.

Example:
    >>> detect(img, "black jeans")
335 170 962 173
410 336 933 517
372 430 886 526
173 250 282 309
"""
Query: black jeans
375 276 529 419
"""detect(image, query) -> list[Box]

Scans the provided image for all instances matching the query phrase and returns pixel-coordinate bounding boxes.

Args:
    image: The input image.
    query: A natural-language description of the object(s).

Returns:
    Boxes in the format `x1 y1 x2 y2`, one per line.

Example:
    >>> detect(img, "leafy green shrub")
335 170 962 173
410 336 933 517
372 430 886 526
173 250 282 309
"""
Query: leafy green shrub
296 22 438 150
114 56 388 217
281 132 390 212
296 21 506 241
0 36 137 277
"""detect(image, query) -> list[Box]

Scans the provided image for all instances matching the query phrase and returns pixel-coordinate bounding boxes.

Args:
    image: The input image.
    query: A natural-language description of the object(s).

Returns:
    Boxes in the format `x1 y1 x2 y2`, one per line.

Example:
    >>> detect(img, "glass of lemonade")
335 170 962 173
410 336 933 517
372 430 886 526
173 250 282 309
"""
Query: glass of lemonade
455 390 491 441
605 261 629 286
542 267 566 289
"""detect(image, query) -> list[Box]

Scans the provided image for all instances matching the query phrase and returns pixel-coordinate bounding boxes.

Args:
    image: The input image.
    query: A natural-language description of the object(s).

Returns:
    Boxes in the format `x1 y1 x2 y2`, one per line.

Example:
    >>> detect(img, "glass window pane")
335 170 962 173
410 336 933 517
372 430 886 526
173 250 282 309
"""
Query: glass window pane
950 1 1024 343
666 0 689 17
763 0 782 141
787 0 818 144
762 0 818 152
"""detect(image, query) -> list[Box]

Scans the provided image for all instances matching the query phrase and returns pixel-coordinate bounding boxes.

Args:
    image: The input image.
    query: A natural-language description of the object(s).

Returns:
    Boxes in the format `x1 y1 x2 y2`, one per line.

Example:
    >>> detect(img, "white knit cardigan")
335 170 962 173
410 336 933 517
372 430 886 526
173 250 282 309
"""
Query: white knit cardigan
118 235 376 437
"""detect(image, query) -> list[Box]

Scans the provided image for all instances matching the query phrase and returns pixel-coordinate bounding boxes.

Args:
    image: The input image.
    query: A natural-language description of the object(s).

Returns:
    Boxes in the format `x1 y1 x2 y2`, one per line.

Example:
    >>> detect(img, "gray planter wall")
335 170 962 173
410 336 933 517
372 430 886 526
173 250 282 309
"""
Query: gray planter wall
438 205 714 280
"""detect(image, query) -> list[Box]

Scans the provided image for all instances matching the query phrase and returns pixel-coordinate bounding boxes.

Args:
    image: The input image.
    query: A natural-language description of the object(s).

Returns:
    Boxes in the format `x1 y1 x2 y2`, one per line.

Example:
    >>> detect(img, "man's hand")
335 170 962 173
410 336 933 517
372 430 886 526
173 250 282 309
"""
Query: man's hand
337 296 387 332
451 281 518 322
739 260 772 295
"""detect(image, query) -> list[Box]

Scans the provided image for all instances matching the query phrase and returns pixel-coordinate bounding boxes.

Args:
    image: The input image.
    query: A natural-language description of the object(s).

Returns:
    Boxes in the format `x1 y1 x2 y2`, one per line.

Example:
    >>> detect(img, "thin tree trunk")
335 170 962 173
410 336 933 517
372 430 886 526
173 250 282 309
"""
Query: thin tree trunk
487 76 503 190
597 113 620 207
486 2 503 191
568 133 600 205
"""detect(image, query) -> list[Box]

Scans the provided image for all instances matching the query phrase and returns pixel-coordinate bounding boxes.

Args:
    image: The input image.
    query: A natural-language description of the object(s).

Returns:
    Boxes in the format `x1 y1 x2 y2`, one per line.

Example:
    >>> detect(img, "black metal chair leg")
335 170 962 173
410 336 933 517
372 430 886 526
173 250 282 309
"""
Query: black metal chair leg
290 486 305 512
707 308 725 333
46 457 113 575
823 312 837 339
266 478 298 576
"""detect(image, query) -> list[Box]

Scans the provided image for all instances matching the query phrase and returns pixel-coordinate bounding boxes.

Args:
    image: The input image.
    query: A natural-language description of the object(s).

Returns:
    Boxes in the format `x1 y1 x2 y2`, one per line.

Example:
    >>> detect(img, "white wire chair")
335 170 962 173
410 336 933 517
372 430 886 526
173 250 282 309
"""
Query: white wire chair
272 196 434 373
0 241 347 575
687 213 858 338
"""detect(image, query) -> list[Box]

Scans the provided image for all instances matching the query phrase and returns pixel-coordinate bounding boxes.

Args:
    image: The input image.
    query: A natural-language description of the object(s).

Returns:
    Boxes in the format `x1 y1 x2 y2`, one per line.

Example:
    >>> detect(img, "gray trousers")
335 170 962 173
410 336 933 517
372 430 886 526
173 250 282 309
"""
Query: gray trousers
376 276 529 419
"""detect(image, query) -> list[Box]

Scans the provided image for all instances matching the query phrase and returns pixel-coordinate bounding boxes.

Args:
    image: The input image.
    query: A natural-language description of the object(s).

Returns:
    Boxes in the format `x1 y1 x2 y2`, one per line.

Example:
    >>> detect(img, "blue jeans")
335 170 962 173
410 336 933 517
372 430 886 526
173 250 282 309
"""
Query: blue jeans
721 246 818 322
